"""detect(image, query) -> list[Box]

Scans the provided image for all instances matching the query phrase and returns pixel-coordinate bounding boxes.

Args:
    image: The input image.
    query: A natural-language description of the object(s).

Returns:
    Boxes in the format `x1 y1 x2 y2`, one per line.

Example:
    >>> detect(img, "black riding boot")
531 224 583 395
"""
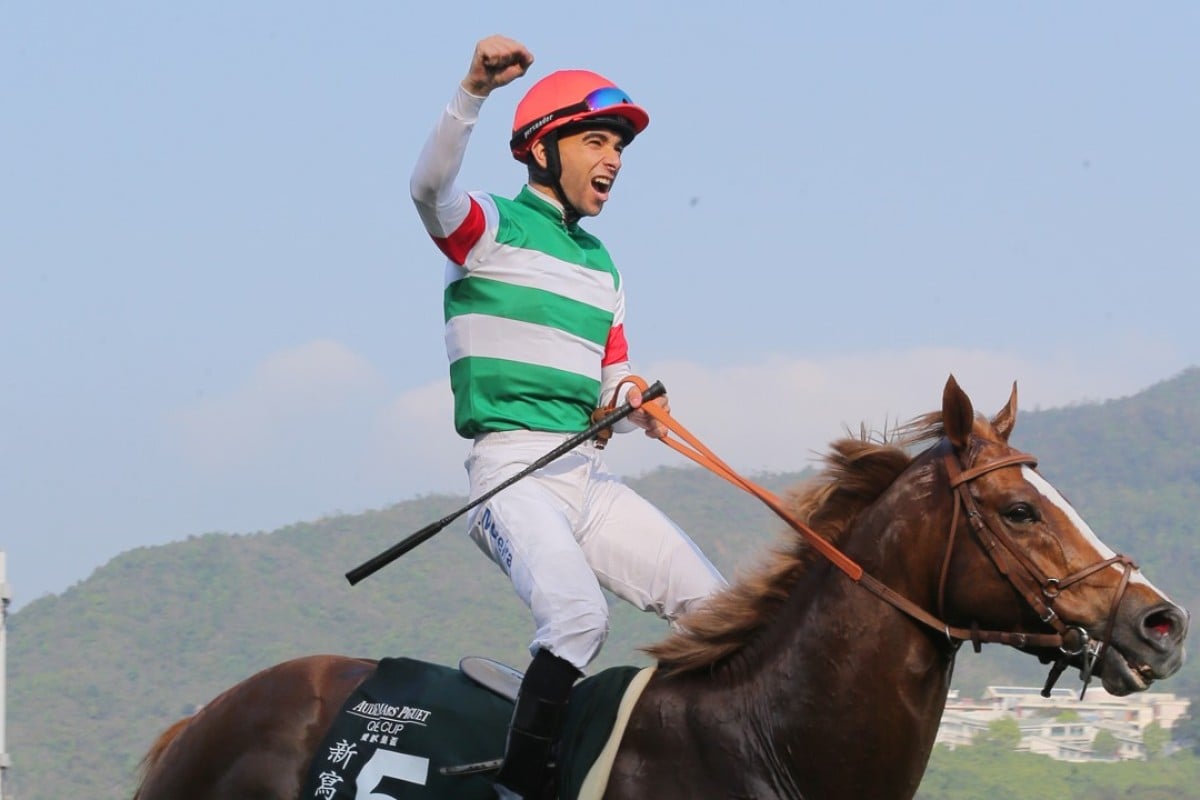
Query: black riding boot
494 649 580 800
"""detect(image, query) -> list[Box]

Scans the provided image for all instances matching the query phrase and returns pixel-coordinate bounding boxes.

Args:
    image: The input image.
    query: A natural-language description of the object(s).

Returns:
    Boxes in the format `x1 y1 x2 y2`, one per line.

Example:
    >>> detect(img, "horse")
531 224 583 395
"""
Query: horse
133 376 1188 800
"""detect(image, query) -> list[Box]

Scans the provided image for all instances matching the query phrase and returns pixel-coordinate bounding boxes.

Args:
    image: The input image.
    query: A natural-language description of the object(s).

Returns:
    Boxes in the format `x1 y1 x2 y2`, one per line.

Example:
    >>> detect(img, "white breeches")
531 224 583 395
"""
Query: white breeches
465 430 727 671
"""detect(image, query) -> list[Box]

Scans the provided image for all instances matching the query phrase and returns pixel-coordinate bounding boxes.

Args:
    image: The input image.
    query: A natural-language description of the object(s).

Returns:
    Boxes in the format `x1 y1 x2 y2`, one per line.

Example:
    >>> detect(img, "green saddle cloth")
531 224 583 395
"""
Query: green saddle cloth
303 657 642 800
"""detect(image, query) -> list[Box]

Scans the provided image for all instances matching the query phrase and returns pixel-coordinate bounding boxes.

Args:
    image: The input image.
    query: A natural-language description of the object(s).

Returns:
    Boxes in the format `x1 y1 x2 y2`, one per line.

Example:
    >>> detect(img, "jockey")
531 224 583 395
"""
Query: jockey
409 35 727 800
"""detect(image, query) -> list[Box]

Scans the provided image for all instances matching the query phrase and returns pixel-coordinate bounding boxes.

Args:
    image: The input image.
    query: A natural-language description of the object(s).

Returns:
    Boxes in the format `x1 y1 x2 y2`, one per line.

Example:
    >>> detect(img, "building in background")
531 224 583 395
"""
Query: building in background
936 685 1190 762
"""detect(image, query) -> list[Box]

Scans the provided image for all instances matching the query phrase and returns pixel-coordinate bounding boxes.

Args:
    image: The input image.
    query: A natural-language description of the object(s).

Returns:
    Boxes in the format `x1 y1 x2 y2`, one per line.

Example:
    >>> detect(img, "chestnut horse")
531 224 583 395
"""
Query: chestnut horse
134 377 1188 799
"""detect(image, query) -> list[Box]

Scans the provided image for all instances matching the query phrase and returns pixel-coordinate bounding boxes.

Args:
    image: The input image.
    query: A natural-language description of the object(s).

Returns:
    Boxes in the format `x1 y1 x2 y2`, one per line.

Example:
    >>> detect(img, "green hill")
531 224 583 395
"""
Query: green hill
8 369 1200 799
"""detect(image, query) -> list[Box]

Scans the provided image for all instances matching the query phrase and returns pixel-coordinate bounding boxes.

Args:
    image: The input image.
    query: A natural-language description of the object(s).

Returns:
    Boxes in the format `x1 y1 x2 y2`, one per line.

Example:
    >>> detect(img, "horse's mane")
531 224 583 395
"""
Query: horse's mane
132 716 191 798
644 412 947 674
132 662 262 797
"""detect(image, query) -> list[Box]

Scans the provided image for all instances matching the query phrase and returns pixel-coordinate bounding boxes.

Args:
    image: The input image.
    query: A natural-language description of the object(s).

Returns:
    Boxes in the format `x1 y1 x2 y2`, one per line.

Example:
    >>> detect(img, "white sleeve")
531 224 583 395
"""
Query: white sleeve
409 86 487 238
600 280 639 434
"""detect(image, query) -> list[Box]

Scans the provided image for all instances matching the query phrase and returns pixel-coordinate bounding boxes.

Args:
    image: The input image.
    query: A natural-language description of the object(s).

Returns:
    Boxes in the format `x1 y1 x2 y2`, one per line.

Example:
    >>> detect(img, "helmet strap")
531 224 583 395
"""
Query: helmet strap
529 131 582 226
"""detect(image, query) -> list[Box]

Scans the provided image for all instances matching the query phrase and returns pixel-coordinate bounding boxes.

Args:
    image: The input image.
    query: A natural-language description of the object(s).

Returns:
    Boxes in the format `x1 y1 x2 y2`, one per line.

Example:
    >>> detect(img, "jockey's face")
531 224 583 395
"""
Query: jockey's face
536 128 624 218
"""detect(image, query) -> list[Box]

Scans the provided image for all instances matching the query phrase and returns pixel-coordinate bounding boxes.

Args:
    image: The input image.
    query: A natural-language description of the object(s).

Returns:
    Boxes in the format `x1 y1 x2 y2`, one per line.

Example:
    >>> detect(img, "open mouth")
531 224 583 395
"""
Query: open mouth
1100 648 1156 695
591 176 613 198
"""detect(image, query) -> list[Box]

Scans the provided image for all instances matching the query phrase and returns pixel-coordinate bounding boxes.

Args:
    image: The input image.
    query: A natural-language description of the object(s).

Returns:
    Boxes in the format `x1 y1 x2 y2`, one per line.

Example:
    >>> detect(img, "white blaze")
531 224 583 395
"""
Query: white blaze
1021 467 1161 594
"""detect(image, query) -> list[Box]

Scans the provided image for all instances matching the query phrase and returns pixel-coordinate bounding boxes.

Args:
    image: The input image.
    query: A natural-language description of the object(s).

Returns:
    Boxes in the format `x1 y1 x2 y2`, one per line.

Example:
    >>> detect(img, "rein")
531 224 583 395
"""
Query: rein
611 378 1136 696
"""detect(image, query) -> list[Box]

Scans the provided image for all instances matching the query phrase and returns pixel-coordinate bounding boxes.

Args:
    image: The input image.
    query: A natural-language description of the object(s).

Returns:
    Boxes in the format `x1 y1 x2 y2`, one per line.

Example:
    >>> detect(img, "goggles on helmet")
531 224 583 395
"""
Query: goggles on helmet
509 86 637 151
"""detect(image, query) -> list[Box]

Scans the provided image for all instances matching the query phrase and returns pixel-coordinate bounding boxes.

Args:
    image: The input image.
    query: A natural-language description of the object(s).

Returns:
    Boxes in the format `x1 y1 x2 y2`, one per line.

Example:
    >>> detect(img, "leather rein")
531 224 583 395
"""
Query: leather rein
605 377 1138 696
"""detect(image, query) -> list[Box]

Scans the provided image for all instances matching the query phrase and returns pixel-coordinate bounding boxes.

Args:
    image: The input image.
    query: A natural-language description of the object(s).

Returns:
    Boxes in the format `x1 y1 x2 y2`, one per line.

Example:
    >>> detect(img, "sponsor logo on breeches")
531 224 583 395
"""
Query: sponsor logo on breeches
480 507 513 570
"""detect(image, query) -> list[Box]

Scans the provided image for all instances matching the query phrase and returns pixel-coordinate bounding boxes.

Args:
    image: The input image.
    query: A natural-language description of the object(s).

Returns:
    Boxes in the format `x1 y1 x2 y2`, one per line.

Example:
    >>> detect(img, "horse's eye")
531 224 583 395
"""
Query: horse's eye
1003 502 1039 524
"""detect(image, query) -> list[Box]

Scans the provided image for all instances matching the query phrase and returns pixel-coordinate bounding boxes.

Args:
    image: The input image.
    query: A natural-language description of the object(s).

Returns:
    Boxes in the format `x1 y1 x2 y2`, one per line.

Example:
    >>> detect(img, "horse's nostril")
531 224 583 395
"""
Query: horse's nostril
1143 607 1186 642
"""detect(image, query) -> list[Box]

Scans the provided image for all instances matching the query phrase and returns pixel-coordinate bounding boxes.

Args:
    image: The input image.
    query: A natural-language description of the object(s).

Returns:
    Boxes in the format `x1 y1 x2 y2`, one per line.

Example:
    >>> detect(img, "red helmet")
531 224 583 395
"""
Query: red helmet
509 70 650 162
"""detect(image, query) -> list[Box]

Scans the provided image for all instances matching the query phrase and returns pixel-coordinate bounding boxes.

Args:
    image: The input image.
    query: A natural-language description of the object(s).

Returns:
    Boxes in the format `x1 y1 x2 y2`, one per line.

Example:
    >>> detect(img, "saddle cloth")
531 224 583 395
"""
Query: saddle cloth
303 657 653 800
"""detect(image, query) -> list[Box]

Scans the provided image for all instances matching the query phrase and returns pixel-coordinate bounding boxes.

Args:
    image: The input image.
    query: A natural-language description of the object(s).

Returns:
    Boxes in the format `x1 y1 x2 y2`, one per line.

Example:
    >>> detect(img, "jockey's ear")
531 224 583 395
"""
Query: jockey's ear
942 374 974 449
991 381 1018 442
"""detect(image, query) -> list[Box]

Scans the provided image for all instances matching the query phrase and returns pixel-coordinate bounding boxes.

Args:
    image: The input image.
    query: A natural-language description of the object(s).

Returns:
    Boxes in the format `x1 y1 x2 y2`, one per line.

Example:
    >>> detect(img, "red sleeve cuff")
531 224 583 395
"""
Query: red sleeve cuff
432 197 485 265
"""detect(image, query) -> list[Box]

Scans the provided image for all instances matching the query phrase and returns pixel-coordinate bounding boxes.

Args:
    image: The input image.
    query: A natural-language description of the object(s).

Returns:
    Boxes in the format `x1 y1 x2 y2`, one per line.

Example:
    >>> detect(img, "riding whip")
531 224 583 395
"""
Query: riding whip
344 380 666 585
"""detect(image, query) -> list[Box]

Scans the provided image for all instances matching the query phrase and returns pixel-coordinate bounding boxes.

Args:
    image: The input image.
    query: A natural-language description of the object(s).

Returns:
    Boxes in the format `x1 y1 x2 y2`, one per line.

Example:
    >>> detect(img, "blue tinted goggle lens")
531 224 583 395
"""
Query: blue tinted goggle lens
583 86 634 111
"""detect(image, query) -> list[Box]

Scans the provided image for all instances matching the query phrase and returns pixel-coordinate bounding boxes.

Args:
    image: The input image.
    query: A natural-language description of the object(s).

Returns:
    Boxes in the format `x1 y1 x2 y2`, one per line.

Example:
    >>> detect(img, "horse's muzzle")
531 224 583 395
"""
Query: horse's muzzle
1100 601 1189 696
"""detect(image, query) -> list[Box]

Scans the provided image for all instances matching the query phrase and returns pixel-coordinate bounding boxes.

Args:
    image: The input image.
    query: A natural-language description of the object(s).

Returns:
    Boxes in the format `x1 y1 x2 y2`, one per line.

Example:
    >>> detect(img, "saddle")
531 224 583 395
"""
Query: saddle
302 656 651 800
460 655 522 702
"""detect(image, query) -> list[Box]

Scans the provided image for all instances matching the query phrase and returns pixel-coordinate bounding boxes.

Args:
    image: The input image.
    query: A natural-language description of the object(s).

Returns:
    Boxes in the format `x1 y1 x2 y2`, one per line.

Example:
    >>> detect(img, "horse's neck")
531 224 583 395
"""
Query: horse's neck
762 548 955 748
783 501 957 788
629 503 957 798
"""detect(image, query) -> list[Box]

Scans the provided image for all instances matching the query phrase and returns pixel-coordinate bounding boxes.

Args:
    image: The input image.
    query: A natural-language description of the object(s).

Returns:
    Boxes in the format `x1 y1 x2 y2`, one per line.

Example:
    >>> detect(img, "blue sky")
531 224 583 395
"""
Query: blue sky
3 2 1197 608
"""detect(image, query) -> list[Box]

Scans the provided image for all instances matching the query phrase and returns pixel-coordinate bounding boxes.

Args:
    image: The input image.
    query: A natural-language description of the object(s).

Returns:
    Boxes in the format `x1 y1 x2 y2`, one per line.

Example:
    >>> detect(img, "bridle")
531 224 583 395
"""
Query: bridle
615 376 1139 697
837 442 1135 698
938 442 1138 697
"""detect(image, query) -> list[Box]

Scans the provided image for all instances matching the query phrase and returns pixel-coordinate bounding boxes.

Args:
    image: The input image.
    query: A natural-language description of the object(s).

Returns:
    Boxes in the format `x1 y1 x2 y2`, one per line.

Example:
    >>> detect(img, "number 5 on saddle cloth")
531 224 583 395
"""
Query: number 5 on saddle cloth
303 656 648 800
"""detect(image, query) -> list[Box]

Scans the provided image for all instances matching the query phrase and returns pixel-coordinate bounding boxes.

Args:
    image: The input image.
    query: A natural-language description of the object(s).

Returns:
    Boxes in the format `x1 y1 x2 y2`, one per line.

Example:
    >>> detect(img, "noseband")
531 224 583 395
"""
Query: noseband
938 444 1138 697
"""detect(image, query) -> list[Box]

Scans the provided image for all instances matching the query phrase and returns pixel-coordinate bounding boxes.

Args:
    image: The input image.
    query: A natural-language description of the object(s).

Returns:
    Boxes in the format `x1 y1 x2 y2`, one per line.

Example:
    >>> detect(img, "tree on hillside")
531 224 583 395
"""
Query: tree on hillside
1122 789 1178 800
973 717 1021 752
1173 709 1200 755
1092 729 1120 760
1142 721 1167 760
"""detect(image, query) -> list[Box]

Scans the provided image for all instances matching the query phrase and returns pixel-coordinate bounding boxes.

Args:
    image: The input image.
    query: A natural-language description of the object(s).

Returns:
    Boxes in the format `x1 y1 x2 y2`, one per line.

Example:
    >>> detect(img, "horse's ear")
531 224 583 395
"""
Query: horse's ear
991 381 1018 442
942 374 975 449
